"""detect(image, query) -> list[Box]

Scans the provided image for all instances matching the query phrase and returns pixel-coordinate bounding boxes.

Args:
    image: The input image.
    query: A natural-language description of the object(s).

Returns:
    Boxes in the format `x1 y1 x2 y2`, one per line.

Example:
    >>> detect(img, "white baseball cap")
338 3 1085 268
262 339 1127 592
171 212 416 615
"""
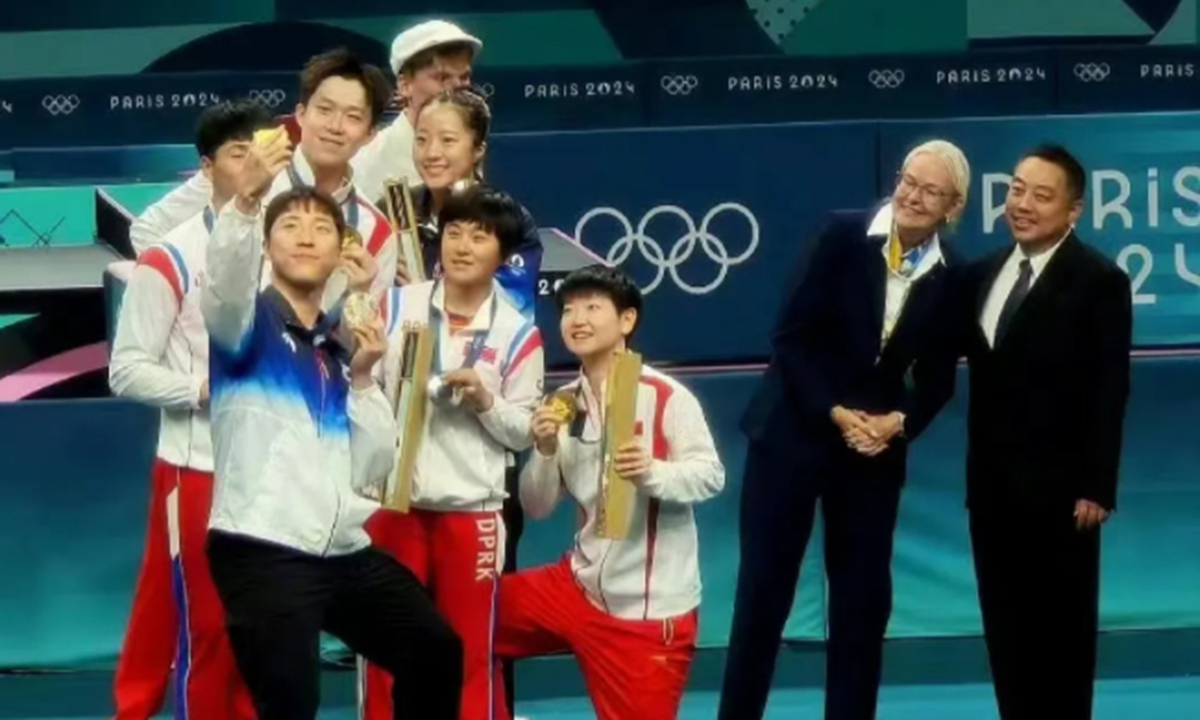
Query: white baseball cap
390 20 482 75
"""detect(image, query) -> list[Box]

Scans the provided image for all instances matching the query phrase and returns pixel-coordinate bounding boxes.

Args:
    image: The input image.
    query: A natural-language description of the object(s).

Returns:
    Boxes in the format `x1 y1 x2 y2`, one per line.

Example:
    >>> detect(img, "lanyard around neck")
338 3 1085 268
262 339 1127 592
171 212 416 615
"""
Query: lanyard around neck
287 163 359 229
428 279 498 375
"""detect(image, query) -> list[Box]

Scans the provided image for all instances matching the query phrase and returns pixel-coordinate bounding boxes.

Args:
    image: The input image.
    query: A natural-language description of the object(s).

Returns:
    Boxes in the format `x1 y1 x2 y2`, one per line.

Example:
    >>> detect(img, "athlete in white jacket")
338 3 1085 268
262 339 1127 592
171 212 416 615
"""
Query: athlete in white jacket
350 19 480 202
107 100 270 720
361 187 543 720
495 265 725 720
201 129 462 718
130 49 397 308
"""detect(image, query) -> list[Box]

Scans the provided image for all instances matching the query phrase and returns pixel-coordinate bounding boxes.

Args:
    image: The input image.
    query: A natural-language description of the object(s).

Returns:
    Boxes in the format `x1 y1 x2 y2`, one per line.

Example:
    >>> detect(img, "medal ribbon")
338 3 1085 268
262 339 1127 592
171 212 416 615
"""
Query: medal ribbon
286 163 360 229
428 279 498 375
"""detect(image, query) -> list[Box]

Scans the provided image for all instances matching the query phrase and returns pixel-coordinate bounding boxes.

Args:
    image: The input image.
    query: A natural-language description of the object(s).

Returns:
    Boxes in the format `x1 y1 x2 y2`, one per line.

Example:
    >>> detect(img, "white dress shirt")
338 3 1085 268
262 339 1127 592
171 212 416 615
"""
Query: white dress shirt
867 204 945 350
979 233 1068 348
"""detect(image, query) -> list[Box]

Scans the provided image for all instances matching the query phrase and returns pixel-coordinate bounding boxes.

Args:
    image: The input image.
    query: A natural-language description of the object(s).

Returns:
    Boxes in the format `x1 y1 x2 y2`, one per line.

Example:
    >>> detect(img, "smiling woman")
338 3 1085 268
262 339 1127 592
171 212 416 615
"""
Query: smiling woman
719 140 972 720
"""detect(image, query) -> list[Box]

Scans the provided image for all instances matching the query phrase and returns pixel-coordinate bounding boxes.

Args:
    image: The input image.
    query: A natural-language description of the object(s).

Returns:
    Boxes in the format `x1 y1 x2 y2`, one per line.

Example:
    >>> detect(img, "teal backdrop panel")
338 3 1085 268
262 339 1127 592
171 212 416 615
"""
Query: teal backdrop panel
3 1 1199 80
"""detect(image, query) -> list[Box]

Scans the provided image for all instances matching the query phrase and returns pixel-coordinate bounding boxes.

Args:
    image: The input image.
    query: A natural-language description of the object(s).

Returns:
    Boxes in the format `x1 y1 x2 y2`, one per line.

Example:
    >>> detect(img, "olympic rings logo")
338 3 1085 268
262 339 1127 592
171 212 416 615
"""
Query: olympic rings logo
478 83 496 98
1074 63 1110 83
868 69 905 89
42 94 80 116
574 204 760 295
247 89 287 107
660 75 699 96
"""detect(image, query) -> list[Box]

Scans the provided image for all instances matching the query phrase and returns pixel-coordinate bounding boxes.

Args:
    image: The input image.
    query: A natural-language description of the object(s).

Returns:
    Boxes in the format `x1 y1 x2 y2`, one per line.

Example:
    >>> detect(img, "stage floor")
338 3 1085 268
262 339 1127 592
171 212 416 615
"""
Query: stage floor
3 632 1198 720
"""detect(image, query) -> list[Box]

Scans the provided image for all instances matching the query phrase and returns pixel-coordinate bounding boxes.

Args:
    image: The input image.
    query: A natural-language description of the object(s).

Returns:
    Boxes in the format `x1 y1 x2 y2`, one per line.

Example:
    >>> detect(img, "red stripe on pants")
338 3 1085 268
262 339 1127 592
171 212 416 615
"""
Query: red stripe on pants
494 560 697 720
111 459 255 720
362 508 506 720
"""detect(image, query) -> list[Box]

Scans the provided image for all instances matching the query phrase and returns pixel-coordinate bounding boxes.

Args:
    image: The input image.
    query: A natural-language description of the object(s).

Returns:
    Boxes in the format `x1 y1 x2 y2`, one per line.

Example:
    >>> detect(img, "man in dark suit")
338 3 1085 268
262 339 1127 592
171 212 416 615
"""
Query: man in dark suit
964 144 1132 720
719 142 970 720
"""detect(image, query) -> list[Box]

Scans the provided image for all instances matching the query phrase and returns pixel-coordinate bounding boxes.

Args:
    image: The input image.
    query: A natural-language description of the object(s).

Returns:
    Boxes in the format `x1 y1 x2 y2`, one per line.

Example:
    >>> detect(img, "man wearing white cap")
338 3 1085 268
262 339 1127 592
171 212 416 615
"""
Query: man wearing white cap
351 19 482 204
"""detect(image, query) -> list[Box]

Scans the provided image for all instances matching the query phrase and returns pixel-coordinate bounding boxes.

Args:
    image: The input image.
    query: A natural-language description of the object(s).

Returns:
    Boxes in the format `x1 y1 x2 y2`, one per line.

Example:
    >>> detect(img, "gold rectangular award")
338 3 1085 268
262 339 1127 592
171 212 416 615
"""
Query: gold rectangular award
385 321 435 512
596 350 643 540
383 179 427 283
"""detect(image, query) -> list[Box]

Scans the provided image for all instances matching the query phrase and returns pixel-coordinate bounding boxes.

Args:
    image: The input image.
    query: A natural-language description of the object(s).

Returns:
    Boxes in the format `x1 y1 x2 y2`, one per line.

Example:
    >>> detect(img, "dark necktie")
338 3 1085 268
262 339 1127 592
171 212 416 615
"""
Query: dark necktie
994 259 1032 344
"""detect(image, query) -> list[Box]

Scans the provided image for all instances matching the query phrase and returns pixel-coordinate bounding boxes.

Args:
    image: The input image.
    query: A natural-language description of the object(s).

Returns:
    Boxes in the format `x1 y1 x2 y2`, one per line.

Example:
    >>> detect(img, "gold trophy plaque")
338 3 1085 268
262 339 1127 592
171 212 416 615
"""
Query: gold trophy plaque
385 321 435 512
596 350 643 540
383 179 427 283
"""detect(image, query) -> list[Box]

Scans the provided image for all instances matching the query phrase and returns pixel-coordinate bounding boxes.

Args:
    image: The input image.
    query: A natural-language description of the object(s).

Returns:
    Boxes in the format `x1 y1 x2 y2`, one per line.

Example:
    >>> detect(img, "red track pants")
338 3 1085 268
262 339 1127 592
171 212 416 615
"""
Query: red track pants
495 559 698 720
362 508 506 720
111 459 255 720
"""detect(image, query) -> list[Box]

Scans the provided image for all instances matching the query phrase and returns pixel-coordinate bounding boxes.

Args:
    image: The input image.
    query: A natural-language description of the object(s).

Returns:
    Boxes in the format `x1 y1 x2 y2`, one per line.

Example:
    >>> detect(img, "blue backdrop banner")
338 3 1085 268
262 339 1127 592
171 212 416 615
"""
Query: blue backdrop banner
8 45 1200 152
0 72 296 151
879 112 1200 348
488 122 879 365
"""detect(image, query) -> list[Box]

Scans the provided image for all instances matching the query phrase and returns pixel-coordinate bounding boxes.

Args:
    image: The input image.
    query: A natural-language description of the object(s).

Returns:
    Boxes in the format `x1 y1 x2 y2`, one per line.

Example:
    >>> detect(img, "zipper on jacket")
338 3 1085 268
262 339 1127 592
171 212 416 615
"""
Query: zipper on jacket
317 347 341 557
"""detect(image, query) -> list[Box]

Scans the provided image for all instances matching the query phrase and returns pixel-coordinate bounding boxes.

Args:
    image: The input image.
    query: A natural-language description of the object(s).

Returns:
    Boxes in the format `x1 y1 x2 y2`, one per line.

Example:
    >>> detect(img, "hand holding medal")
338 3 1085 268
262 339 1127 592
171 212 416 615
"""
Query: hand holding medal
346 300 385 388
531 389 576 456
239 126 291 204
340 228 377 293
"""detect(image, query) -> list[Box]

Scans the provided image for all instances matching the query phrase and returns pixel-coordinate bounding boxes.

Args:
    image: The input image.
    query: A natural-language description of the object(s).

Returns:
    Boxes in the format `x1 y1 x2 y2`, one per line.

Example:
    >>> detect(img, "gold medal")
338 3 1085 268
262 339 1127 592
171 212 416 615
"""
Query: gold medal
342 227 363 251
342 291 379 331
253 126 285 147
544 390 577 424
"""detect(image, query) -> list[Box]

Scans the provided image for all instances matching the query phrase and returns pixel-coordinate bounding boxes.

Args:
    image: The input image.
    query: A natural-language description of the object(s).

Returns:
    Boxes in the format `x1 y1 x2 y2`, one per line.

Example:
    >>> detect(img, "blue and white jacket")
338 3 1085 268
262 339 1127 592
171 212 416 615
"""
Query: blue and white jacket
201 203 396 557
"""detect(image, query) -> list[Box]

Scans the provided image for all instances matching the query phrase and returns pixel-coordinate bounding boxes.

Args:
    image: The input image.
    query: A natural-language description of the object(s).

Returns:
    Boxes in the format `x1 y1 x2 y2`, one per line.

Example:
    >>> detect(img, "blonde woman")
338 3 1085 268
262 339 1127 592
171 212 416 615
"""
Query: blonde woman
721 140 971 720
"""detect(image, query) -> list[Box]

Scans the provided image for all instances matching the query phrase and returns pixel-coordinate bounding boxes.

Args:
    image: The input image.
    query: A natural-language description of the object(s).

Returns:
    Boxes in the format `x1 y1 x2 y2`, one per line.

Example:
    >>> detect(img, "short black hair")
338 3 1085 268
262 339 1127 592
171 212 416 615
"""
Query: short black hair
299 47 391 126
555 264 643 338
1021 144 1087 201
194 99 273 160
264 187 346 240
437 185 524 258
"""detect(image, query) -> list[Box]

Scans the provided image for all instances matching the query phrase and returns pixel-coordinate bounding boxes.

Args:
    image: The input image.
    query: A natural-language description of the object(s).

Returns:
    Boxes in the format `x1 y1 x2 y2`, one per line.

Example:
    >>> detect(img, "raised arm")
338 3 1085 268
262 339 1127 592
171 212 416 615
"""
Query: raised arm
109 244 207 409
201 133 293 357
201 202 264 357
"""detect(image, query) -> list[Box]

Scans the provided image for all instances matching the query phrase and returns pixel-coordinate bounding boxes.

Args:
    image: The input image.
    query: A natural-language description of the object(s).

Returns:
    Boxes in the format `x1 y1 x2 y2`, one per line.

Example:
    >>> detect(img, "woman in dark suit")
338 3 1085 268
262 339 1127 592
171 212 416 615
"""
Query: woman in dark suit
718 141 971 720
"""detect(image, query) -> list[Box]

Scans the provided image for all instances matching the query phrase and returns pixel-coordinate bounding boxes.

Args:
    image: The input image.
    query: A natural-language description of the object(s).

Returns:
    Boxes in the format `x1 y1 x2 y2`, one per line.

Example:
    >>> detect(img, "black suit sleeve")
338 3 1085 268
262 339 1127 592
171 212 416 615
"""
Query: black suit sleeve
1080 266 1133 511
771 217 850 422
900 267 965 440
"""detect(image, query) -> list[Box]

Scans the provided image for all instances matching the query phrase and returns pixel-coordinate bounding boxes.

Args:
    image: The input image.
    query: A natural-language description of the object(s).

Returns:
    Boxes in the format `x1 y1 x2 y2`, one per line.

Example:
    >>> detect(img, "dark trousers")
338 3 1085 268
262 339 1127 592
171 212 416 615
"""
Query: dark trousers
970 502 1101 720
501 462 525 717
718 444 903 720
207 530 463 720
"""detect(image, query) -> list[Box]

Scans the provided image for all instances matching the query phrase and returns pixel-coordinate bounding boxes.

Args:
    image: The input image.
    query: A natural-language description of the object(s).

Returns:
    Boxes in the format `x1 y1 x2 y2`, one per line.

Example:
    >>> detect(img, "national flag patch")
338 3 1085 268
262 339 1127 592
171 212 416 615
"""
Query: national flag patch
464 345 498 364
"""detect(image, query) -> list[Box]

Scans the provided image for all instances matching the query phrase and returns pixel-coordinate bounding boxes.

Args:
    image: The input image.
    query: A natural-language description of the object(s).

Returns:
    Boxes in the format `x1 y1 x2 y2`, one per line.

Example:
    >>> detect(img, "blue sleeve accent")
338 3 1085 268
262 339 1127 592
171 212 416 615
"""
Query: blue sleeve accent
163 242 190 295
386 287 404 337
210 293 269 375
502 317 537 375
497 217 544 319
